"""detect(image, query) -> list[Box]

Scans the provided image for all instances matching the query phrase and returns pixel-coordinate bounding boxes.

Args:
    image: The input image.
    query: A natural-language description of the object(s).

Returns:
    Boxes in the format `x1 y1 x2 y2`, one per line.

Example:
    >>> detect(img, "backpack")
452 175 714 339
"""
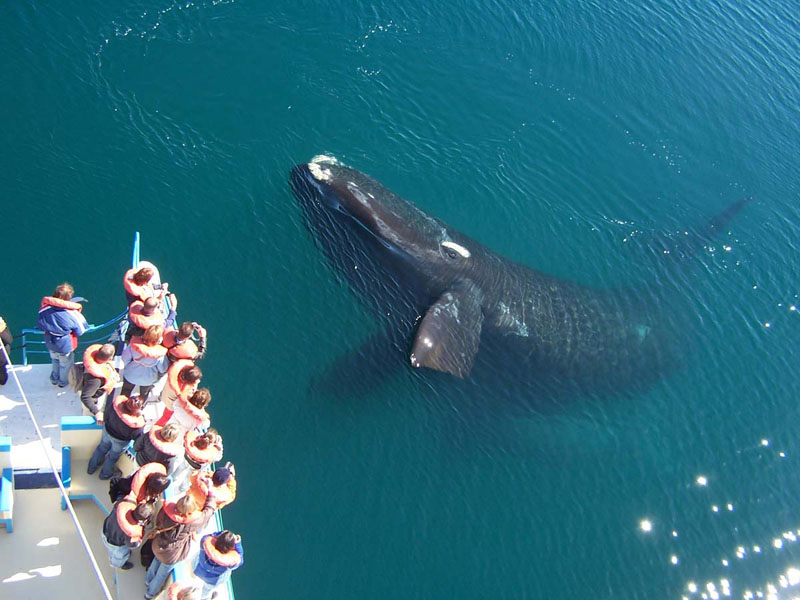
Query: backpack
68 363 85 393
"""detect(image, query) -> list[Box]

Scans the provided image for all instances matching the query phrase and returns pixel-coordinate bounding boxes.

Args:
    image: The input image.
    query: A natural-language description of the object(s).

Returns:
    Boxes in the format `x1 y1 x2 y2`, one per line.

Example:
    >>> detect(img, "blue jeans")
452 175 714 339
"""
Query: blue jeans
101 530 131 567
193 553 232 599
49 349 73 386
144 557 174 599
87 429 131 479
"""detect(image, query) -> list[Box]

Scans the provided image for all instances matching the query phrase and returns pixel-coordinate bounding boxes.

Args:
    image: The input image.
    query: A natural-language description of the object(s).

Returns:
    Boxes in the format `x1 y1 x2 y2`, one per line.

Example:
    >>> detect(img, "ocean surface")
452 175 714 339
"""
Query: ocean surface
2 0 800 598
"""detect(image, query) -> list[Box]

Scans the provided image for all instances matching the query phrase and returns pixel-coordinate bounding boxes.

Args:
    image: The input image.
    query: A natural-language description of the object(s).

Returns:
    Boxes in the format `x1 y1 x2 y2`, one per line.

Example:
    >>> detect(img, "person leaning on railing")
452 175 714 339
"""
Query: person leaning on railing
0 315 12 386
144 491 217 600
36 283 88 387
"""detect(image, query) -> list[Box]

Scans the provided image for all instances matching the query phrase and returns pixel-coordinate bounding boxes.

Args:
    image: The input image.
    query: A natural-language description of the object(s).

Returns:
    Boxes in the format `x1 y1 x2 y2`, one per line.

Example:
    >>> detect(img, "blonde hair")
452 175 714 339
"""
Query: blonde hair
142 324 163 345
175 495 198 516
159 423 183 442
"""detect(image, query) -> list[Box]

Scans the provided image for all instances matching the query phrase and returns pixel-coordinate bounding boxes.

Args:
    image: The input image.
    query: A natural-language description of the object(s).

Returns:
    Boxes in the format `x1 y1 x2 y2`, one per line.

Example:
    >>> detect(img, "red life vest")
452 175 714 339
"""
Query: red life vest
83 344 118 393
167 359 197 402
116 498 145 544
202 534 241 568
175 395 210 430
147 425 184 457
123 268 157 303
184 431 223 465
40 296 83 350
128 301 164 330
129 336 168 360
162 329 199 360
130 462 167 503
112 395 146 429
162 500 203 524
40 296 83 312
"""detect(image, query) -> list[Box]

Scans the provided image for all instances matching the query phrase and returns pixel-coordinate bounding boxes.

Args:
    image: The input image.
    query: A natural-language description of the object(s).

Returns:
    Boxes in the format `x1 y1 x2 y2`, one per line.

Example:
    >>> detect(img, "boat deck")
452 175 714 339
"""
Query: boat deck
0 364 233 600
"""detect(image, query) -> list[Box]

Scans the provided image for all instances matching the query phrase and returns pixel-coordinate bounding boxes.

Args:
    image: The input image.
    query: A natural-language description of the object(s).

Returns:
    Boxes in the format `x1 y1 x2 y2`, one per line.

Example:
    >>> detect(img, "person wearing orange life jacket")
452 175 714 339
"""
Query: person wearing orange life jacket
164 583 201 600
155 359 202 426
126 295 177 342
123 266 169 305
144 492 217 600
169 387 211 432
101 497 154 570
193 530 244 600
162 321 207 363
171 429 223 492
133 422 185 474
80 343 119 420
187 464 237 510
109 461 170 505
88 395 146 480
36 283 88 387
121 324 168 399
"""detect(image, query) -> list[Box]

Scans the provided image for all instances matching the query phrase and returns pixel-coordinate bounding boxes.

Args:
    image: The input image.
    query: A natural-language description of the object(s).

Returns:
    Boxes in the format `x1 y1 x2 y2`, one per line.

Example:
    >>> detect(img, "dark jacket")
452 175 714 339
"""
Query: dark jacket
102 499 150 548
105 402 144 442
152 498 215 565
133 431 180 472
0 319 12 385
194 532 244 585
36 298 87 354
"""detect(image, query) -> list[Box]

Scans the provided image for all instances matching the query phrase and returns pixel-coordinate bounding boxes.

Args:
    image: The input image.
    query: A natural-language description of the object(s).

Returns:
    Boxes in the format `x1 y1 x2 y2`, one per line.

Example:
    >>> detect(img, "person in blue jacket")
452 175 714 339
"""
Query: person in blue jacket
193 530 244 599
36 283 88 387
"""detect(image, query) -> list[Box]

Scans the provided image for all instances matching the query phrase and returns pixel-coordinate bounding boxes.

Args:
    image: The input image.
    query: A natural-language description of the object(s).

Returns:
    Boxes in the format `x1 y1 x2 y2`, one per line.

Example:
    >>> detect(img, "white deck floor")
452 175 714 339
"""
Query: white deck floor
0 364 81 472
0 364 233 600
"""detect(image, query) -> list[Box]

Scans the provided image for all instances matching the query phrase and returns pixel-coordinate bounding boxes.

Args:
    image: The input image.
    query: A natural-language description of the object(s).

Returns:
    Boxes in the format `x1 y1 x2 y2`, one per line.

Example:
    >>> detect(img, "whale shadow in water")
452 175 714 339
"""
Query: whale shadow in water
291 155 750 428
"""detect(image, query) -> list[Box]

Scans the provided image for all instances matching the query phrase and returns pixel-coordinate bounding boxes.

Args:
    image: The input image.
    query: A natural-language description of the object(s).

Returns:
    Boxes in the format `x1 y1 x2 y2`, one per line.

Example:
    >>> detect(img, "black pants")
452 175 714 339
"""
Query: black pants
80 374 105 415
121 378 153 400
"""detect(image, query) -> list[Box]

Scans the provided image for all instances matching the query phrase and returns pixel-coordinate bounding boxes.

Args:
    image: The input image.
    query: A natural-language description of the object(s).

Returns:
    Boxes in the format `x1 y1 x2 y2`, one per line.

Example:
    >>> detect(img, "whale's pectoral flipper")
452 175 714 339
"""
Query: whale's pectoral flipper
410 284 484 378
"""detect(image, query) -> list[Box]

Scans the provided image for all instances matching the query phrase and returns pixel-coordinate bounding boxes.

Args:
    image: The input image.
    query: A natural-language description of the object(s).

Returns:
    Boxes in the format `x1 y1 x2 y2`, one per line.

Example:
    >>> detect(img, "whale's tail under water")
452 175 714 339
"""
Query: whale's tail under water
644 196 753 261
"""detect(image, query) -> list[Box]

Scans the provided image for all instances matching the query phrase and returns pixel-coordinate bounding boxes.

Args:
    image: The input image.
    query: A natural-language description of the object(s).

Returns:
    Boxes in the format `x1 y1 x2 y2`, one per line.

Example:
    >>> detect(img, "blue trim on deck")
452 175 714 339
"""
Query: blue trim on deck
0 436 10 454
1 467 13 533
61 416 102 431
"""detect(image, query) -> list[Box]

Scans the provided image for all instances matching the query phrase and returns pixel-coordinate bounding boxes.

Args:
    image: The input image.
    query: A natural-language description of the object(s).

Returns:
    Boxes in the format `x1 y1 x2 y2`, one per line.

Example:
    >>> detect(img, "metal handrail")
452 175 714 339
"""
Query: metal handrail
19 232 140 366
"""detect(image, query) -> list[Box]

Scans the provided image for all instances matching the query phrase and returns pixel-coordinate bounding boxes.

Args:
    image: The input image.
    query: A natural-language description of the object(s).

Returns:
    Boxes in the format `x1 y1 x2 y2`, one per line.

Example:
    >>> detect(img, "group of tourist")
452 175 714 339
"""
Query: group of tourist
35 269 243 600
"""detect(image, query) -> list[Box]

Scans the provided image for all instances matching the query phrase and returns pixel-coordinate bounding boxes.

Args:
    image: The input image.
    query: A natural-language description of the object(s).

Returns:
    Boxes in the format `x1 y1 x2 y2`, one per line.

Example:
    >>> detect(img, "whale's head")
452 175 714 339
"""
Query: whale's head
290 156 478 291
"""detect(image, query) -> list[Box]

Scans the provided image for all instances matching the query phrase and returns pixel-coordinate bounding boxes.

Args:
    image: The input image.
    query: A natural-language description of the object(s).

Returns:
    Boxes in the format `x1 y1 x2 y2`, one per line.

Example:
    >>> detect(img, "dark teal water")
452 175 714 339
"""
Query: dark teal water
3 1 800 598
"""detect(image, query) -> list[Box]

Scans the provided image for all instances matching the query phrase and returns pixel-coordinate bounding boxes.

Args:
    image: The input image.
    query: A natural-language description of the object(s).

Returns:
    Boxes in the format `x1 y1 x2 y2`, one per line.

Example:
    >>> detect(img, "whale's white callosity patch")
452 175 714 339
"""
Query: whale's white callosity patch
442 241 471 258
308 162 332 182
310 154 341 166
308 154 343 182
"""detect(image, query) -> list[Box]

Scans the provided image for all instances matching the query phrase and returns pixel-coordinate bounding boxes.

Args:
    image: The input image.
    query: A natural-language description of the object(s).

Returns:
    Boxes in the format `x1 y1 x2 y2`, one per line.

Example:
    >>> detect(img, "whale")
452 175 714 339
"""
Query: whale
290 155 748 396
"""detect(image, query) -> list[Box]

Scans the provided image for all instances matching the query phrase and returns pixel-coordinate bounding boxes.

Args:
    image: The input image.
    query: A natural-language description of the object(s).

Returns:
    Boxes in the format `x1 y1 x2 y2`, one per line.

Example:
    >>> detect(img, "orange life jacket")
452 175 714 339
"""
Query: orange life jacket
162 329 199 360
162 500 203 525
188 471 237 509
112 395 146 429
128 301 164 330
116 498 145 544
147 425 184 457
40 297 84 351
129 336 168 361
175 395 210 429
202 534 241 567
167 359 197 402
123 268 157 303
130 462 167 503
40 296 83 312
166 583 185 600
82 344 118 393
184 431 223 465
